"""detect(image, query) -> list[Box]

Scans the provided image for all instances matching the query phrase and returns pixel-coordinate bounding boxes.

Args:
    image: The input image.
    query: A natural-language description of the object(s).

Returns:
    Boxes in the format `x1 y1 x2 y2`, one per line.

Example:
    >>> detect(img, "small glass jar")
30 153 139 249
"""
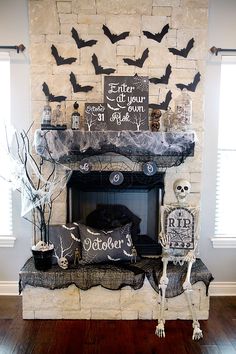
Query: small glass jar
162 107 176 132
53 104 63 126
175 89 192 131
41 97 52 126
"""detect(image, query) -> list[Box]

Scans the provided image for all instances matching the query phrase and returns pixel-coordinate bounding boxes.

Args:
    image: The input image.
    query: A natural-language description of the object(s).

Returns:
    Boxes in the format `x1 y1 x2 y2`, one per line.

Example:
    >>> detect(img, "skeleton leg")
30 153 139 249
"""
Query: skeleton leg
155 255 169 338
183 260 203 341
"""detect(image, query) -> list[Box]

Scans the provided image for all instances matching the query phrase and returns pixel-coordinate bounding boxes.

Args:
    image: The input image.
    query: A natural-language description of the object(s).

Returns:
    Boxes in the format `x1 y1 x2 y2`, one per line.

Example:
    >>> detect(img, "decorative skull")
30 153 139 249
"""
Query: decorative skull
173 179 191 204
34 240 47 251
58 257 69 270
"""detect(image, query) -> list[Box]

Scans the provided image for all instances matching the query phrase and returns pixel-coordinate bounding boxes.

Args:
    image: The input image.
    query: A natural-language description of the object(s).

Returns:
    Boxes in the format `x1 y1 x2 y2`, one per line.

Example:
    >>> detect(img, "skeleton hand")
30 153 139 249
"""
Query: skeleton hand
184 250 195 263
155 320 165 338
192 322 203 340
159 232 170 249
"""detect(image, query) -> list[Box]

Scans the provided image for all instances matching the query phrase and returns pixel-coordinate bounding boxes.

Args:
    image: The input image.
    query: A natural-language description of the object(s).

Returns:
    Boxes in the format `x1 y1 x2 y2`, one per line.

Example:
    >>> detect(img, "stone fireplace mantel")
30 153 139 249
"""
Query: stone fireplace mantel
34 129 195 167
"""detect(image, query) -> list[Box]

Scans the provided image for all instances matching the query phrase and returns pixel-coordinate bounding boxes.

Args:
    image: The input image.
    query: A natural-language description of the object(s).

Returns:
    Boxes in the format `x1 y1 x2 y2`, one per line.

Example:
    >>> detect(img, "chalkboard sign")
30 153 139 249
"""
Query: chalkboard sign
84 103 107 131
104 76 149 131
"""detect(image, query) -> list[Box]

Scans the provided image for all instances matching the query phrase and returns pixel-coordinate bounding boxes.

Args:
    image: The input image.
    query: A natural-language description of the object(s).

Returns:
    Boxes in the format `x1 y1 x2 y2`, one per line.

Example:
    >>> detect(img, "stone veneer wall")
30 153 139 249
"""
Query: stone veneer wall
29 0 208 225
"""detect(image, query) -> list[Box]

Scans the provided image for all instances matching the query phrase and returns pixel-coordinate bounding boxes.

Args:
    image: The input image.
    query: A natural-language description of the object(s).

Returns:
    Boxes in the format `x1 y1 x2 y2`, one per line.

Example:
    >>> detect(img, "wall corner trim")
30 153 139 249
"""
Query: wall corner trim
0 281 236 297
209 282 236 296
0 281 19 295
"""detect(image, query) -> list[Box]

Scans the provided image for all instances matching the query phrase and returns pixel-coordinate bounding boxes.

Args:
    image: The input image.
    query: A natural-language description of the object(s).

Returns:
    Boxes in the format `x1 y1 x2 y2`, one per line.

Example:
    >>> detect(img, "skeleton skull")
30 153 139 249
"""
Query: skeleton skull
34 240 47 251
173 179 191 204
58 257 69 270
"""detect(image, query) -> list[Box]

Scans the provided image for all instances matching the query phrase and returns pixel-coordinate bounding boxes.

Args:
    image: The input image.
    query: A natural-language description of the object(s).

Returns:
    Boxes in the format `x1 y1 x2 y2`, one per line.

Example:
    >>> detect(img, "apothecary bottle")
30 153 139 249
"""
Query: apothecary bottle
41 96 52 126
71 101 80 130
175 89 192 130
162 107 176 132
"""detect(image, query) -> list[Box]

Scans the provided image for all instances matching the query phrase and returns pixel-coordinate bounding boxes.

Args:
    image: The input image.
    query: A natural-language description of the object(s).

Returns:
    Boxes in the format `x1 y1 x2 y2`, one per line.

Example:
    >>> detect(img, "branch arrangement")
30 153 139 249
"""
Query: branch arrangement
1 126 71 245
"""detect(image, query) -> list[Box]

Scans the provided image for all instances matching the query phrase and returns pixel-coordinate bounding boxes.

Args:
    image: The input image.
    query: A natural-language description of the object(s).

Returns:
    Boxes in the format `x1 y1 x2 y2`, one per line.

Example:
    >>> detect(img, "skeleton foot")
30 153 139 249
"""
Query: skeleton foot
192 322 203 341
155 321 165 338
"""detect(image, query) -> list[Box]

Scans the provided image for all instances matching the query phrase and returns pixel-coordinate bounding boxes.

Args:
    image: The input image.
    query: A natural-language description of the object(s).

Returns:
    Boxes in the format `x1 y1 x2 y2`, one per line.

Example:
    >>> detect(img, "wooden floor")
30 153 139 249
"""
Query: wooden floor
0 296 235 354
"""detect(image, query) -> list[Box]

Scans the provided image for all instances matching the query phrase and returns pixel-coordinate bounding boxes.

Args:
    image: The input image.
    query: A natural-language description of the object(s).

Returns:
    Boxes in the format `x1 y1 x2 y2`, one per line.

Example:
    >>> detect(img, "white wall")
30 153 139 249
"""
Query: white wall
201 0 236 281
0 0 31 281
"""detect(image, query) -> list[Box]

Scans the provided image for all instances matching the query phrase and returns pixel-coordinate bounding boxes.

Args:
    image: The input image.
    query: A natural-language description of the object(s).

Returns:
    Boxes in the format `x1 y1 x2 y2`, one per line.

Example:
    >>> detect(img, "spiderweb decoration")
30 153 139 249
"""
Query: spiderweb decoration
34 129 196 170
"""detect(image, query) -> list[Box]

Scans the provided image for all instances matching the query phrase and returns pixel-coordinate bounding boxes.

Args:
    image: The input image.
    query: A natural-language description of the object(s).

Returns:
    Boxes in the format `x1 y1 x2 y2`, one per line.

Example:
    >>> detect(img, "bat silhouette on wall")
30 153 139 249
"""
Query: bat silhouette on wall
143 24 169 43
149 90 172 110
70 72 93 93
91 54 115 75
149 64 172 85
168 38 194 58
176 72 201 92
102 24 130 44
51 45 77 66
71 27 97 49
42 82 67 102
123 48 149 68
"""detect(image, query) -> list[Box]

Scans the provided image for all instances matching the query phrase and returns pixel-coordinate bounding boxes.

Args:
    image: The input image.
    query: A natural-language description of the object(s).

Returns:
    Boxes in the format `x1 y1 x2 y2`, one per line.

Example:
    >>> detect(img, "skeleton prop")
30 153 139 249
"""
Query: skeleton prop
156 179 202 340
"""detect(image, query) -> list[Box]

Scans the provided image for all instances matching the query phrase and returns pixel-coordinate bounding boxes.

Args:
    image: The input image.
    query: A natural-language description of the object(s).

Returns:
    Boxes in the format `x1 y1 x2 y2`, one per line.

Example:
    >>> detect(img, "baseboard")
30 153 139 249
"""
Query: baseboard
0 281 19 295
0 281 236 296
209 282 236 296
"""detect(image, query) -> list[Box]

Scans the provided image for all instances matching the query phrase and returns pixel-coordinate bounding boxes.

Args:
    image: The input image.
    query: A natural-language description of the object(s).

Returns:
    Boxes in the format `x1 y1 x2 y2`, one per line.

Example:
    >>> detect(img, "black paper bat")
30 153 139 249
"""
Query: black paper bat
91 54 115 75
149 64 172 85
149 90 172 110
42 82 67 102
123 48 149 68
71 27 97 49
51 45 77 66
176 72 201 92
168 38 194 58
70 72 93 93
102 24 130 44
143 24 169 43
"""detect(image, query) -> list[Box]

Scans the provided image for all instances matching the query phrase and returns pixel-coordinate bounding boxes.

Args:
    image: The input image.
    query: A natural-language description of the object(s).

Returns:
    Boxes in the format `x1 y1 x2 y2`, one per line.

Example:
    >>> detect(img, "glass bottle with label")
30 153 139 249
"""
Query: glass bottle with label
71 101 80 130
162 107 176 132
175 89 192 131
41 96 52 127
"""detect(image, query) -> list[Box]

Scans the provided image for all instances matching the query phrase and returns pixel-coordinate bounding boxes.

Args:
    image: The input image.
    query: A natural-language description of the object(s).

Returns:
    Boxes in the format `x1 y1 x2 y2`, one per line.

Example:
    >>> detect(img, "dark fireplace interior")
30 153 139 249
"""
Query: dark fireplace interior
67 171 165 256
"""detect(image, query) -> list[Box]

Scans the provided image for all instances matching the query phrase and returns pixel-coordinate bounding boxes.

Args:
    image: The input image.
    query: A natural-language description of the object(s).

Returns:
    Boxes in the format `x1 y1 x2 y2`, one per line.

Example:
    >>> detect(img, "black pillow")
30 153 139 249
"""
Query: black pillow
49 223 80 265
86 204 141 240
78 222 137 265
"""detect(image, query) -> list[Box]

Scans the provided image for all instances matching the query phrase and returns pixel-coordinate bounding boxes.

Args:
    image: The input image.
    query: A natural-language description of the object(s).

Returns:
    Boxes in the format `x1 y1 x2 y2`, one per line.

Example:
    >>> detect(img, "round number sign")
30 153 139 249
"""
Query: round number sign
109 171 124 185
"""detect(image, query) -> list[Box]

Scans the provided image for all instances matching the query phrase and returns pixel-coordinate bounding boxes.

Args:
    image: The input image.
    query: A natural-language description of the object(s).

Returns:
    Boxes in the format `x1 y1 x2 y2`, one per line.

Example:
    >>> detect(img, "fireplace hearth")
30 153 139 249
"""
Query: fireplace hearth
67 171 165 256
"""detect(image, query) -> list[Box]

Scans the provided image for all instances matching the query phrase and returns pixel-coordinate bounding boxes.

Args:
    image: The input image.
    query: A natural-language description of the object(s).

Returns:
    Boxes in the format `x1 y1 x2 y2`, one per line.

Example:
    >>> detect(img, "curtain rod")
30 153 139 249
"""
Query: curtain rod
210 46 236 56
0 44 25 53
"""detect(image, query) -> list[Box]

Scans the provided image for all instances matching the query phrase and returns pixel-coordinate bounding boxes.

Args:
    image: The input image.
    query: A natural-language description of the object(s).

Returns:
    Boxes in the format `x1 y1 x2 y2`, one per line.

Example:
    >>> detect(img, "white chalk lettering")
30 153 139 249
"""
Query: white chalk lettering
128 106 145 112
85 104 105 113
127 96 145 106
108 83 135 94
83 237 124 252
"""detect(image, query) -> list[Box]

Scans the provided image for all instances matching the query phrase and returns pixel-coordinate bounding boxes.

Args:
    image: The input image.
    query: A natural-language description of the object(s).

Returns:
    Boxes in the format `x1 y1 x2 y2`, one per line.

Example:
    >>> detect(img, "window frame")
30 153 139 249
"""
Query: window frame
211 55 236 248
0 52 15 247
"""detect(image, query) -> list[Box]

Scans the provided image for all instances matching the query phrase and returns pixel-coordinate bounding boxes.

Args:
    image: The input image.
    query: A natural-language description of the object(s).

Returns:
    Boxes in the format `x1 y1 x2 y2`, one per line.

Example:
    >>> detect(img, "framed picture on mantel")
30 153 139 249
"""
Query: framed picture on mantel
84 103 107 131
104 76 149 131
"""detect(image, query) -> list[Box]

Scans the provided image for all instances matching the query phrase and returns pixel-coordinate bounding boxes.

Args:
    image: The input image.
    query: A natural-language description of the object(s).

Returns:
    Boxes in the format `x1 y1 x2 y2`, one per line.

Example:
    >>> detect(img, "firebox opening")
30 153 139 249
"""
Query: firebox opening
67 171 165 256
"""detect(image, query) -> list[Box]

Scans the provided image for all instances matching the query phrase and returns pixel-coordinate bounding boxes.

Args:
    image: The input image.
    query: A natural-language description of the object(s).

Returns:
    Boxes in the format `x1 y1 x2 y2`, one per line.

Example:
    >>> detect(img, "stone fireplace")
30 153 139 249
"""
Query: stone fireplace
24 0 209 321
